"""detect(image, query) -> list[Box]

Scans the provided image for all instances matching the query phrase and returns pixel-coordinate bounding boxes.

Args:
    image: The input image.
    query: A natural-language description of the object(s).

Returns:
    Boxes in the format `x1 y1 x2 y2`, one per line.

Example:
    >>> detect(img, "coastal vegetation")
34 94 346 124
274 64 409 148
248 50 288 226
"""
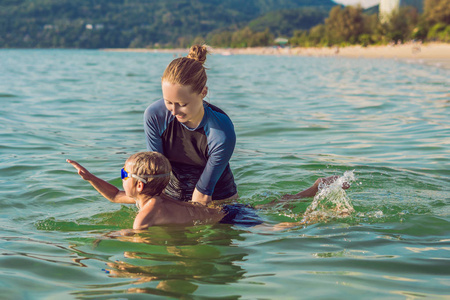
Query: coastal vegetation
287 0 450 47
0 0 448 49
0 0 334 48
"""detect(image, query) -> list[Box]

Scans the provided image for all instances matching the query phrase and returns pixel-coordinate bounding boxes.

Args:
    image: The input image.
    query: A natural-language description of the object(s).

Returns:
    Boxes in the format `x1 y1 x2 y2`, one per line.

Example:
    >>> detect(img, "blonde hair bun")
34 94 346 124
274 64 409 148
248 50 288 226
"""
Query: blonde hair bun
162 44 208 94
187 44 208 65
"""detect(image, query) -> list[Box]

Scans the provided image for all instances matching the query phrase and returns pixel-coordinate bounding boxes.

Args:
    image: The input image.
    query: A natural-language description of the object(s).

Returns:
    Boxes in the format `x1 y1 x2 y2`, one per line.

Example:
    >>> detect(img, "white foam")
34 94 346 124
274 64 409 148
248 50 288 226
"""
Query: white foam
303 171 356 222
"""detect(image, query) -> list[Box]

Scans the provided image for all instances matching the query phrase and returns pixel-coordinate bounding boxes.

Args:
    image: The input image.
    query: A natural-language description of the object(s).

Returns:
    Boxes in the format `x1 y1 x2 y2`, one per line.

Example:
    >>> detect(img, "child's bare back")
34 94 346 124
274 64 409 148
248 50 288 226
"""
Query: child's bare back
134 194 225 229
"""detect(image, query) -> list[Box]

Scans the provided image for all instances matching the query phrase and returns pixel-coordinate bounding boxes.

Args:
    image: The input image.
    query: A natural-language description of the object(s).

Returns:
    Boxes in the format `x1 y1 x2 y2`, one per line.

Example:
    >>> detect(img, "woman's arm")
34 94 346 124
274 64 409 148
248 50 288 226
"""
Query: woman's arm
195 110 237 205
144 100 166 153
67 159 135 204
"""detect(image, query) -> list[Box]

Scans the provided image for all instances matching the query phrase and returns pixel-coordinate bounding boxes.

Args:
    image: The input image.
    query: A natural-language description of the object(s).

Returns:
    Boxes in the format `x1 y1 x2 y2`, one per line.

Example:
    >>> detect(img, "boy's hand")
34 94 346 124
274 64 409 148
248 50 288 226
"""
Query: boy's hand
315 176 350 190
66 159 94 181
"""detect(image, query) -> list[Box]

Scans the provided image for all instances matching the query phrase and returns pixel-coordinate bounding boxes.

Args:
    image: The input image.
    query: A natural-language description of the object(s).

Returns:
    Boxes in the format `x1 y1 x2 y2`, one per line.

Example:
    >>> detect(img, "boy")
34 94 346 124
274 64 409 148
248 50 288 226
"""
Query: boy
67 151 347 229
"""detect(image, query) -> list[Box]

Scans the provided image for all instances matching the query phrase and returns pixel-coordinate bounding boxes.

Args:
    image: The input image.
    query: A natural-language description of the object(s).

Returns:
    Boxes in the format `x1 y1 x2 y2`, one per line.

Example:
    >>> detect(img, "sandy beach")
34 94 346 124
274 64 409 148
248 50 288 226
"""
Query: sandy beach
104 42 450 68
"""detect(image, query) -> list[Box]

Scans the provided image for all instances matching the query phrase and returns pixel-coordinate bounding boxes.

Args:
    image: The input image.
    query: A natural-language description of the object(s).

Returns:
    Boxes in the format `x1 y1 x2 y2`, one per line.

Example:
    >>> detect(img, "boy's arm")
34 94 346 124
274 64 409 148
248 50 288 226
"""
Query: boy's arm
281 181 320 200
67 159 135 204
281 176 350 200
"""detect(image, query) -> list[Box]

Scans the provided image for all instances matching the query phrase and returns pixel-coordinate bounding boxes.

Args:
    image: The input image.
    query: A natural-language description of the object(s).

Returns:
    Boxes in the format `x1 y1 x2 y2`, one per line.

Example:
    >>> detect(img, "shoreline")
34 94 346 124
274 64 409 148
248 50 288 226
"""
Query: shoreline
104 42 450 68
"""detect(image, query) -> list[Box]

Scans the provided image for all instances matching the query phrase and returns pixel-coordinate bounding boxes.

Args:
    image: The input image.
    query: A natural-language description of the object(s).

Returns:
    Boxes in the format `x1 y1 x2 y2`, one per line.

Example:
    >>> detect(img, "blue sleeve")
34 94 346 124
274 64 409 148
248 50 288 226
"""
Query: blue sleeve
144 99 167 153
195 110 236 196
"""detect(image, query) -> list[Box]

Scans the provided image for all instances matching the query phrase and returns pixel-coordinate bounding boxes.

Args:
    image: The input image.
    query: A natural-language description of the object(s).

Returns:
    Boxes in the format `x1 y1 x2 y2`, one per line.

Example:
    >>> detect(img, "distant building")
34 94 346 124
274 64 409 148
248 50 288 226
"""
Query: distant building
379 0 423 23
379 0 401 23
274 37 289 46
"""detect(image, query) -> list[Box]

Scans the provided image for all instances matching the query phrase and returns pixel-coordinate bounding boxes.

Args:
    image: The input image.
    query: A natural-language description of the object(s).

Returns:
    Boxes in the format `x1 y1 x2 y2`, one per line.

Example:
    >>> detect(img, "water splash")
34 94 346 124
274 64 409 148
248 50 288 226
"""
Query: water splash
302 171 356 224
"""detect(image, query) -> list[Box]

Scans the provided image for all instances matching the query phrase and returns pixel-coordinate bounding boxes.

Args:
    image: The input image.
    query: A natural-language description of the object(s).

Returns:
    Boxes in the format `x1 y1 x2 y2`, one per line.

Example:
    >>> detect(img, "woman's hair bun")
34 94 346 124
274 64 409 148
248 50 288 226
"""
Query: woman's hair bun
187 44 208 65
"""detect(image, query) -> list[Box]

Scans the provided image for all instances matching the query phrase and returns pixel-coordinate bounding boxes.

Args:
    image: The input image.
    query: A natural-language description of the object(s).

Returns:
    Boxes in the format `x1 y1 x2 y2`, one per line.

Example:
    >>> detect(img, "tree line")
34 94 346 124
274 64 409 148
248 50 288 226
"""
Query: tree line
206 7 330 48
1 0 448 49
0 0 334 49
287 0 450 47
207 0 449 48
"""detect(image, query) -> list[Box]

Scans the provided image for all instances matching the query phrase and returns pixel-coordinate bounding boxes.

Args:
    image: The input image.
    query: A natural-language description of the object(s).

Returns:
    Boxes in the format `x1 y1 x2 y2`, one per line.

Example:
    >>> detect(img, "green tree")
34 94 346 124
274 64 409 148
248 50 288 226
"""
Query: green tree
247 28 273 47
427 23 450 41
289 30 309 46
382 6 419 42
424 0 450 25
325 5 366 45
248 7 331 37
208 30 233 47
309 24 328 46
423 0 450 41
231 27 253 47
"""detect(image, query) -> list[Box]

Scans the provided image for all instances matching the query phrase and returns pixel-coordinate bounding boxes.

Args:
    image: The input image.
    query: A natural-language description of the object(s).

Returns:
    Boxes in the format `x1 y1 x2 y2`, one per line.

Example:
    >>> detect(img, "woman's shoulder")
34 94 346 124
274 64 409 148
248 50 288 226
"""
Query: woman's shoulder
205 102 229 117
202 103 236 149
145 98 166 115
204 102 234 129
144 98 173 130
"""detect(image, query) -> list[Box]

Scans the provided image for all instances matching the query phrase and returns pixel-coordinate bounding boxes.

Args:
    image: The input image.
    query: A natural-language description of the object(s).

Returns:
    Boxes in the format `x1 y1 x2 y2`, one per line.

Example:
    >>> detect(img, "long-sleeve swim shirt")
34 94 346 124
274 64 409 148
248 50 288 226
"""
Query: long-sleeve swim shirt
144 98 237 201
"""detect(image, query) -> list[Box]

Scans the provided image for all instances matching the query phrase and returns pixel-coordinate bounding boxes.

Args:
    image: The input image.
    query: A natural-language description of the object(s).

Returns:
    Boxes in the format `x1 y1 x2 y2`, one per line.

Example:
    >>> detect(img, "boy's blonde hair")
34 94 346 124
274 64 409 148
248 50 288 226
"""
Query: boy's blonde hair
127 152 171 196
161 44 208 94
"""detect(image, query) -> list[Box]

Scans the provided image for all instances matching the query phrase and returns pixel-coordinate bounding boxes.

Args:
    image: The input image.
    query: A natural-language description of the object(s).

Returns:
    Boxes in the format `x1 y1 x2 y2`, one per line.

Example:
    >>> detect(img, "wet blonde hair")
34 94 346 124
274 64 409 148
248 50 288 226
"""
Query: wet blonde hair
126 152 171 196
161 44 208 94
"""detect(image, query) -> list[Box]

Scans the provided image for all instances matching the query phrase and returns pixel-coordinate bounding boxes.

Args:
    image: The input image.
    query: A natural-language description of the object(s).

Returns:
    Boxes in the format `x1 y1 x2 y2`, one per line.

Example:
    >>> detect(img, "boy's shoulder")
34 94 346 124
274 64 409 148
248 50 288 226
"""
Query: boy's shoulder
133 198 161 229
134 195 182 228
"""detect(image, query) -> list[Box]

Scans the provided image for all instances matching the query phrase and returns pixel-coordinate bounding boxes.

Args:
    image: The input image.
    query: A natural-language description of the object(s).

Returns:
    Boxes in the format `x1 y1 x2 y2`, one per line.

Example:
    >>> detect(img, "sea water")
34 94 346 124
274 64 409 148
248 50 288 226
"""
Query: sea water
0 49 449 299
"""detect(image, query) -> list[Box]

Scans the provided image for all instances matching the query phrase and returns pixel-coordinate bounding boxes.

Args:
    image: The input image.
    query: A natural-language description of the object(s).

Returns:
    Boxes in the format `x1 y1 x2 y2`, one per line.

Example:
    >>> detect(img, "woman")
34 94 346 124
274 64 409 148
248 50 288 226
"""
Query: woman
144 45 238 206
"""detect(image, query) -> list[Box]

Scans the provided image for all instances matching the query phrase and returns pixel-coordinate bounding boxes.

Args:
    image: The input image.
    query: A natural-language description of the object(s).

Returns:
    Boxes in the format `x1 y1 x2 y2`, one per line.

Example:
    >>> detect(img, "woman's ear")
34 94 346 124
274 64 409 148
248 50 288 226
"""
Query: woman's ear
201 86 208 98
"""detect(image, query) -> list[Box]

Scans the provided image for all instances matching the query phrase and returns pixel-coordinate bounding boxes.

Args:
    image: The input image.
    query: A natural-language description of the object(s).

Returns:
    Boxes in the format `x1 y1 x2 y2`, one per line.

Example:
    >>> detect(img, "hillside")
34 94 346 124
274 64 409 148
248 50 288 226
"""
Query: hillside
0 0 336 48
248 7 333 37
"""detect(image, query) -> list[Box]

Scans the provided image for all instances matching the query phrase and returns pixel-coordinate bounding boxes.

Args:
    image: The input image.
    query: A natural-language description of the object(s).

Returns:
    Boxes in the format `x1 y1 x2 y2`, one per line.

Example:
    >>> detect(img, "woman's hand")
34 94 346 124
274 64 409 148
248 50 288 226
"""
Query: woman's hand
191 188 212 206
66 159 94 181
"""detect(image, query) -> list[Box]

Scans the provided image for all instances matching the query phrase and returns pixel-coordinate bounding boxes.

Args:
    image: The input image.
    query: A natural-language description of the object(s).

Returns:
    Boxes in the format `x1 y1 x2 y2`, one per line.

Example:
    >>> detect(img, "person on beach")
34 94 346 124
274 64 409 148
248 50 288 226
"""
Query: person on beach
67 151 349 230
144 44 237 206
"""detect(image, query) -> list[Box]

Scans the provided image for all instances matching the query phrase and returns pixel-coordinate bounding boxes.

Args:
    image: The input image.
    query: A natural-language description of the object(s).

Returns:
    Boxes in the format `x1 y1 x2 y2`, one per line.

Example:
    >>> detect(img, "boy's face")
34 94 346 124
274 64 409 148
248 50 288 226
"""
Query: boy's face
122 162 137 198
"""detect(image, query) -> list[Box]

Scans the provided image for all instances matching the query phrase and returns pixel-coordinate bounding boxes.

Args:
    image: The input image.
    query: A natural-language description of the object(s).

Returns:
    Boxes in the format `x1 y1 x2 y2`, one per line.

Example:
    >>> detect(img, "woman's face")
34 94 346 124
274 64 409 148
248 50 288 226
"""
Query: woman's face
162 81 206 128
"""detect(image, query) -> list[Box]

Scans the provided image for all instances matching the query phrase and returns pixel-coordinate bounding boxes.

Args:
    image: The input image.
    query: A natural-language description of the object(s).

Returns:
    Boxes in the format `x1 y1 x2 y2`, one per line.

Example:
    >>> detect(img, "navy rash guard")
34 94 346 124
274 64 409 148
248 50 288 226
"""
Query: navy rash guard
144 99 237 201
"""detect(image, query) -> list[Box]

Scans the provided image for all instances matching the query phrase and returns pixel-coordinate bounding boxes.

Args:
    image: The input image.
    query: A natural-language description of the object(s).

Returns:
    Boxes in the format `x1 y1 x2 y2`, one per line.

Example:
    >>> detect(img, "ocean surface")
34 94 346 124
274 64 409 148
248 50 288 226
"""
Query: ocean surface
0 49 449 299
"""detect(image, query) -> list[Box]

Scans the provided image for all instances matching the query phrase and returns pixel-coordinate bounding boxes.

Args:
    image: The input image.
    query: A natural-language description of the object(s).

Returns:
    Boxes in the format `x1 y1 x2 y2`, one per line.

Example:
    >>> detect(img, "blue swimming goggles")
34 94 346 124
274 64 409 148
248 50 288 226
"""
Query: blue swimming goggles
121 168 170 184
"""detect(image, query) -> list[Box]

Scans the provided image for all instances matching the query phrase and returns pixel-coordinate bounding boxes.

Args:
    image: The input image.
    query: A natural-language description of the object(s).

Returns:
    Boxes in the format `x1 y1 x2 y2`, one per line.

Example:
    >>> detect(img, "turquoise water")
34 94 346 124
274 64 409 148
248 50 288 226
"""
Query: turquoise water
1 49 449 299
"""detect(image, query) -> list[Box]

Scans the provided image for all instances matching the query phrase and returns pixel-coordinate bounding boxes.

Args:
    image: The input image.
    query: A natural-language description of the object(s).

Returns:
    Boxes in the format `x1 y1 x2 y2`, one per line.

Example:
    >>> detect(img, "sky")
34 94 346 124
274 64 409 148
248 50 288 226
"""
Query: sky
333 0 381 8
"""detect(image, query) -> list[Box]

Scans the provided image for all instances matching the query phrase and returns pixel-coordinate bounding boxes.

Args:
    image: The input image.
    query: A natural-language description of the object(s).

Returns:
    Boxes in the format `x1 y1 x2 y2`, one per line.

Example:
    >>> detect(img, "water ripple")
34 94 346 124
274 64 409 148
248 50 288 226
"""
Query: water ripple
0 50 449 299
